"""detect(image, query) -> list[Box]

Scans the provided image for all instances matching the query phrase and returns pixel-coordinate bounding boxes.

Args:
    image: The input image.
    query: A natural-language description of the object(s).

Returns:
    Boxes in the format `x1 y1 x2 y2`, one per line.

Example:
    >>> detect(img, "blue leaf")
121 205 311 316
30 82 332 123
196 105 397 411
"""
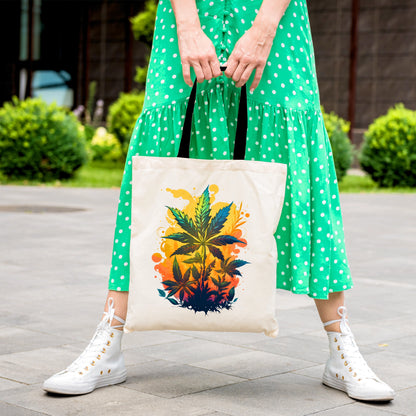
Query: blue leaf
206 203 233 238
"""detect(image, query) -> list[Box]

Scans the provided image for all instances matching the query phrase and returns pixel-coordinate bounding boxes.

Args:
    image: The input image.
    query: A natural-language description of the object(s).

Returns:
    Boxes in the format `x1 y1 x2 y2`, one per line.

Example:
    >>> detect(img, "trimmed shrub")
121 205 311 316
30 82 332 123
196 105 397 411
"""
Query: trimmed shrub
0 96 88 181
321 106 354 181
130 0 157 46
359 103 416 187
88 127 123 162
130 0 157 85
107 91 145 154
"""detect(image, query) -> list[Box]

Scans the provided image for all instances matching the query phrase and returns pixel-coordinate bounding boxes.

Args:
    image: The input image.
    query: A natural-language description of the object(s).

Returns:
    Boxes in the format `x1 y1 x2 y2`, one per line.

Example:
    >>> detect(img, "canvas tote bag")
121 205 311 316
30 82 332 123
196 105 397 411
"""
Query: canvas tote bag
124 73 287 337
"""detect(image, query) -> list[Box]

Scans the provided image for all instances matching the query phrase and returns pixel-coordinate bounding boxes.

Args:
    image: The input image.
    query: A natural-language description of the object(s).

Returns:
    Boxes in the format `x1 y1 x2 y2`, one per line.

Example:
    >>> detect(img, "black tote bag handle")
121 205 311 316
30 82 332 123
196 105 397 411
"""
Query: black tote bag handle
177 65 247 160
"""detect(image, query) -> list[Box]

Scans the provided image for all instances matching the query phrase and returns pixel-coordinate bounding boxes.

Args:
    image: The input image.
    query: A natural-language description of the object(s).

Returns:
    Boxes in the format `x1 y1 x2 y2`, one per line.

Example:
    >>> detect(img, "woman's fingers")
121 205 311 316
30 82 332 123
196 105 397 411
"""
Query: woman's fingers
223 57 238 80
233 62 249 87
236 63 256 88
182 62 193 87
210 59 223 78
177 27 222 85
200 60 213 81
249 65 265 91
223 25 275 91
192 61 206 83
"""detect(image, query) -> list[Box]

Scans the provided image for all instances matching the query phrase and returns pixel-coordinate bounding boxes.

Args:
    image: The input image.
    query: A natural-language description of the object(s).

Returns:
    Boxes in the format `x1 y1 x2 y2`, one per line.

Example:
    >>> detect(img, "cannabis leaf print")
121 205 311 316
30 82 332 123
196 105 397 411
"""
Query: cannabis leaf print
155 185 249 313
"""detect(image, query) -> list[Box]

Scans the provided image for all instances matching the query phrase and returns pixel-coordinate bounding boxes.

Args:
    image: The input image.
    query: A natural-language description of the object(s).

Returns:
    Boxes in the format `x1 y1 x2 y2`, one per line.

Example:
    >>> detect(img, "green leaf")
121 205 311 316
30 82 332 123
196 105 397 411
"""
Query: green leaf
183 268 191 283
191 265 200 280
195 186 211 233
211 277 220 286
167 207 198 237
157 289 166 298
163 232 198 244
183 252 203 264
228 287 235 301
167 287 180 297
172 257 182 283
229 259 250 269
167 297 179 305
171 243 200 257
207 245 224 261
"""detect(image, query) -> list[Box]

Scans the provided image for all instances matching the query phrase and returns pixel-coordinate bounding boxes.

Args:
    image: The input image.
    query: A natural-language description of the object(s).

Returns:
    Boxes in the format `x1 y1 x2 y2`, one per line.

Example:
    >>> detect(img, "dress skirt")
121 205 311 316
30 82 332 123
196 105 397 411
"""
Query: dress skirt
107 0 354 300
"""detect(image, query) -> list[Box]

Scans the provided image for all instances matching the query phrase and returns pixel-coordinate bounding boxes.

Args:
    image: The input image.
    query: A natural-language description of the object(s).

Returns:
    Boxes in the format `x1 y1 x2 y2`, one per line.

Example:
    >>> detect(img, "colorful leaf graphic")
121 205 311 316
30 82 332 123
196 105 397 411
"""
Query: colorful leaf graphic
156 186 249 314
195 186 211 232
206 203 233 238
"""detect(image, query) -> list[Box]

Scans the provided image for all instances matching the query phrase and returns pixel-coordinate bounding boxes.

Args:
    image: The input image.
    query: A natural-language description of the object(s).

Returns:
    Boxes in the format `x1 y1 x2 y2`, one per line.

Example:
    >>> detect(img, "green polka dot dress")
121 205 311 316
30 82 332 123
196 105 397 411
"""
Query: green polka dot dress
107 0 354 300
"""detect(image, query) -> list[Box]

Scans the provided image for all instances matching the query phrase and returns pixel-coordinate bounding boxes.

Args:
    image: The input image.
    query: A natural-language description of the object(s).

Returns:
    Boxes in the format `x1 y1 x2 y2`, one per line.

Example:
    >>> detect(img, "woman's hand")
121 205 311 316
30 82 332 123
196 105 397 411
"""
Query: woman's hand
177 26 223 87
224 24 276 92
224 0 291 92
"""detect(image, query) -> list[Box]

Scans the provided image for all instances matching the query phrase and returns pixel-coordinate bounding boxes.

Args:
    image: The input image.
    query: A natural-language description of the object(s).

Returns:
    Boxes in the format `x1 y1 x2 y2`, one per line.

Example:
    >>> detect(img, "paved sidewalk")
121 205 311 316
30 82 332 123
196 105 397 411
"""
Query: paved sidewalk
0 185 415 416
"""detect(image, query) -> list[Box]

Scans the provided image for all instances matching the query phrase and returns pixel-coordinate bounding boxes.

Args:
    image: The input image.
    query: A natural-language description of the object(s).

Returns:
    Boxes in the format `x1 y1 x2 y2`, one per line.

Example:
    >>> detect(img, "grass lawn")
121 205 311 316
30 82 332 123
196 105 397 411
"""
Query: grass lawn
0 161 415 193
0 161 125 188
338 175 416 193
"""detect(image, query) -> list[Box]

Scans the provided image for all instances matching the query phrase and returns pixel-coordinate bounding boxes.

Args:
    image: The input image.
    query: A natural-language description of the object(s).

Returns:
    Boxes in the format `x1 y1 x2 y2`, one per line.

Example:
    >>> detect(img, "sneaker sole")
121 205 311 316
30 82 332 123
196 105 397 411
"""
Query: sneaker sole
322 372 394 402
43 370 127 395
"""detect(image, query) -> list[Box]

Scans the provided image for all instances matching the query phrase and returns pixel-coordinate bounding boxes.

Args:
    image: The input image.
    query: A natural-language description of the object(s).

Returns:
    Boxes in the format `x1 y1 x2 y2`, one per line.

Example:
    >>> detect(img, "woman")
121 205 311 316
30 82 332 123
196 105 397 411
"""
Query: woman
43 0 395 401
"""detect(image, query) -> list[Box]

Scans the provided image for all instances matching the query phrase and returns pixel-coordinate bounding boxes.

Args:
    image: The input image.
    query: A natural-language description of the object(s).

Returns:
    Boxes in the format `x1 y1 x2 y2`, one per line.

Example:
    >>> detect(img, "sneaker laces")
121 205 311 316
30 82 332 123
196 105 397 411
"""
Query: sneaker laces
324 306 379 381
65 297 125 373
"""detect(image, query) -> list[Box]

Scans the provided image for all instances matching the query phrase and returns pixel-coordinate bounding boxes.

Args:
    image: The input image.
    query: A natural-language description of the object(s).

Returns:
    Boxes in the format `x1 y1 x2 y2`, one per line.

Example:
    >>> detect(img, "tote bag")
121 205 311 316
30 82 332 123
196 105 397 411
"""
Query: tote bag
124 72 287 337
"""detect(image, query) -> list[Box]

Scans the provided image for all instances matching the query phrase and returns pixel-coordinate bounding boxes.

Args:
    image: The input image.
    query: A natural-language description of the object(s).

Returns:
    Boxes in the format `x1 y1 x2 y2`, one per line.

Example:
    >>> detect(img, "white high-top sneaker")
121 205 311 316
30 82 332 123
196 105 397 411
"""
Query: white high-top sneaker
43 297 127 395
322 306 395 401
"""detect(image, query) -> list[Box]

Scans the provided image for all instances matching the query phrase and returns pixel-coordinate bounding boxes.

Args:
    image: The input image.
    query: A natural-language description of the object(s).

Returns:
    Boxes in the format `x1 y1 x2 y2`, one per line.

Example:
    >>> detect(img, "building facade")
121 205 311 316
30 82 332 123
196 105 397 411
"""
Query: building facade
1 0 415 144
309 0 416 142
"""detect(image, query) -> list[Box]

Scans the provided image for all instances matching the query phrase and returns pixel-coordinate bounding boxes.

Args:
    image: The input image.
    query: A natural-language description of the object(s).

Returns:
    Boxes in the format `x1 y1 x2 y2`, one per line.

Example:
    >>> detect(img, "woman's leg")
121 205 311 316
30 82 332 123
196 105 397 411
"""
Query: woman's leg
101 290 129 330
314 291 345 332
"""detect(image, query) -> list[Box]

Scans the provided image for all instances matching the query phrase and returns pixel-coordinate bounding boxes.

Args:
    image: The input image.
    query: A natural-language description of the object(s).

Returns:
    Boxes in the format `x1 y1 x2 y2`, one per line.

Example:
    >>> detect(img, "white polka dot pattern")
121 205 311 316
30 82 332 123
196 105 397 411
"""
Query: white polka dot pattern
107 0 354 300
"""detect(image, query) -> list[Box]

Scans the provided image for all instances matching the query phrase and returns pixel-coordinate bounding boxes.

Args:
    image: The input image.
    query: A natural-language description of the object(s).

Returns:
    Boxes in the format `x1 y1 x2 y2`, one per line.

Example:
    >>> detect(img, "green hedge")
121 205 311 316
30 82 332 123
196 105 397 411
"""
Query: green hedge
359 103 416 187
107 91 145 155
88 127 123 162
0 97 88 181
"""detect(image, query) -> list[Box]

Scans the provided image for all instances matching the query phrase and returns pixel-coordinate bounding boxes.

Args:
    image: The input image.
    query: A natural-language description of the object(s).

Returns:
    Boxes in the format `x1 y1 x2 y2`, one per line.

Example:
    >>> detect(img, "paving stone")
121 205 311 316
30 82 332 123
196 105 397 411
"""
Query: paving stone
179 372 354 416
122 360 244 398
292 363 325 381
122 330 192 349
0 401 46 416
0 345 94 384
132 338 250 365
199 413 232 416
0 383 153 416
169 330 267 347
1 187 415 415
269 305 325 338
91 396 214 416
377 335 416 358
247 333 328 364
308 402 404 415
358 386 416 416
191 350 316 379
0 327 73 356
0 378 27 392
